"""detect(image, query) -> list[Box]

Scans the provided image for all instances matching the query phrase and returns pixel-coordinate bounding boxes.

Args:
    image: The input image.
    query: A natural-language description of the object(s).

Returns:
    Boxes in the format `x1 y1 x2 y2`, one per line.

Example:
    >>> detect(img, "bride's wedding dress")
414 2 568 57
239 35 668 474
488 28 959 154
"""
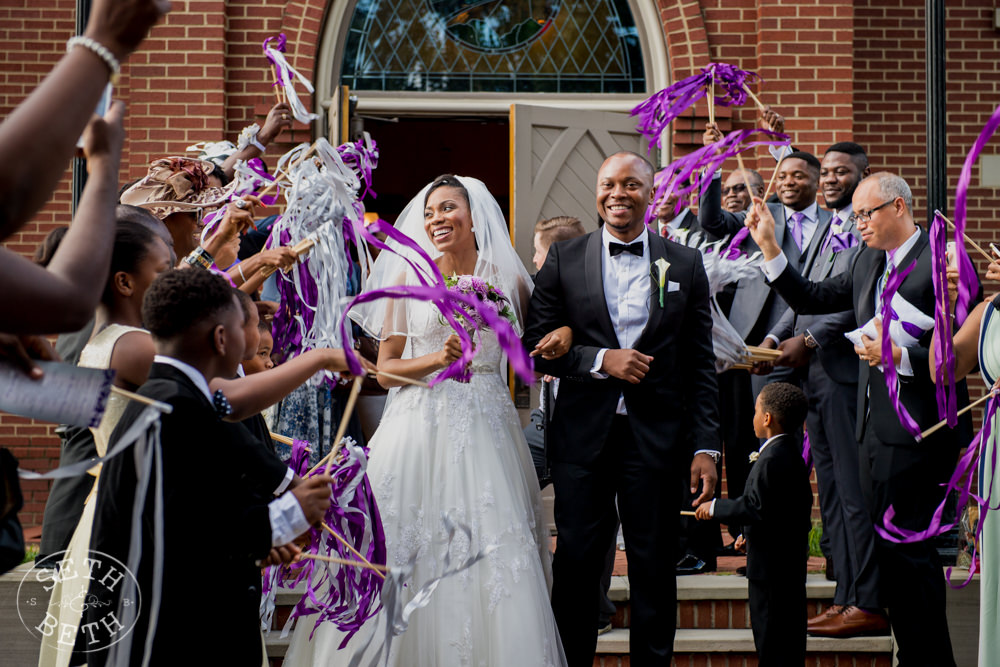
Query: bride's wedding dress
284 292 566 666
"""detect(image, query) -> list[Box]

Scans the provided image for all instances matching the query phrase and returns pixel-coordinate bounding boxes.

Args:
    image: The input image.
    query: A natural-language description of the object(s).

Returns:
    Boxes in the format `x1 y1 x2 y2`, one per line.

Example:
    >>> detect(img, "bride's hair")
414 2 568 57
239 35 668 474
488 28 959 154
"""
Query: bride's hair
424 174 470 207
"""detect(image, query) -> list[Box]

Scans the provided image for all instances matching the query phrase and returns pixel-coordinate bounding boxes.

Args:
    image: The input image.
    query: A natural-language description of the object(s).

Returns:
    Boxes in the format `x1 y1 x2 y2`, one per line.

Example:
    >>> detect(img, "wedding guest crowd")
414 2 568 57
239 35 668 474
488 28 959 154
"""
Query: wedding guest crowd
0 3 992 665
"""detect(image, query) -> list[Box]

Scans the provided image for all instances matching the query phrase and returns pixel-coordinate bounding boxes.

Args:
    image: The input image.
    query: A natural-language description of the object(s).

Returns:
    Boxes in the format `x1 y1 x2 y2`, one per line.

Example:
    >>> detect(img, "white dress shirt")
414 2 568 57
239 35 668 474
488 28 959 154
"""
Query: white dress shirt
589 226 651 415
153 354 305 545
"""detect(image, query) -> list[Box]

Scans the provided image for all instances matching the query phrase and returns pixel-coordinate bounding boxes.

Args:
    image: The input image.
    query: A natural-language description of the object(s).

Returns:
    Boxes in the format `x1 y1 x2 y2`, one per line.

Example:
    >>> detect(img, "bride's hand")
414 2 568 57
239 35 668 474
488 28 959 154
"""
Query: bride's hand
531 326 573 360
438 334 463 368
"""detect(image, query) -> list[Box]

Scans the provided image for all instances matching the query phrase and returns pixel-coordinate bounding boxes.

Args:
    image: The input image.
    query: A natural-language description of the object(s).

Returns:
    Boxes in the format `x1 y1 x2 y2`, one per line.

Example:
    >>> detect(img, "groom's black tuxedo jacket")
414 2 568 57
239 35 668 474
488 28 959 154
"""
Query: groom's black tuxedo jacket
767 228 978 452
77 362 288 667
525 229 720 470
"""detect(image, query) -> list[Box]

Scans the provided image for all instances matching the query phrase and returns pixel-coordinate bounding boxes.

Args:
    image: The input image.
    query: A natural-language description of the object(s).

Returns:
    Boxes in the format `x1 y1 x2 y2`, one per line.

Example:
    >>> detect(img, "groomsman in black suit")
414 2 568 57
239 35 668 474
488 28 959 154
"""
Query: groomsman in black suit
525 151 721 666
75 269 331 667
746 172 976 666
699 148 830 553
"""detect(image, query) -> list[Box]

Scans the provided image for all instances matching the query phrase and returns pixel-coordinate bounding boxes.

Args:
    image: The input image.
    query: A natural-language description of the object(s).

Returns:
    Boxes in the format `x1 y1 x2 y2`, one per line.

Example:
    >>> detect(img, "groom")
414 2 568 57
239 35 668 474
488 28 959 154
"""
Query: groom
525 151 721 665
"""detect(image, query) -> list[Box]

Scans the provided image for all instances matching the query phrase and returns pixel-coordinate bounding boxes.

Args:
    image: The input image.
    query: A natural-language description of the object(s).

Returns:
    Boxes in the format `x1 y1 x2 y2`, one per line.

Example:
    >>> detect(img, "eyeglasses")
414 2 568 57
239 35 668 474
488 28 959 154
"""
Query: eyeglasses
849 199 895 225
722 183 747 196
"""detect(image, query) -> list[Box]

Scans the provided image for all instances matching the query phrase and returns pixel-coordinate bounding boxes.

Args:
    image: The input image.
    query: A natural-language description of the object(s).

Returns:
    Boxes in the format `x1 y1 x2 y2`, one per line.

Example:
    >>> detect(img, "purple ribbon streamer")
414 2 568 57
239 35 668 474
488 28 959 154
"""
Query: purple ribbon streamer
271 227 319 363
275 445 387 645
930 213 959 427
631 63 761 149
339 282 534 386
647 129 790 223
953 103 1000 325
722 227 751 260
802 428 813 471
263 33 288 90
239 157 280 207
877 391 999 589
337 218 534 386
879 259 924 441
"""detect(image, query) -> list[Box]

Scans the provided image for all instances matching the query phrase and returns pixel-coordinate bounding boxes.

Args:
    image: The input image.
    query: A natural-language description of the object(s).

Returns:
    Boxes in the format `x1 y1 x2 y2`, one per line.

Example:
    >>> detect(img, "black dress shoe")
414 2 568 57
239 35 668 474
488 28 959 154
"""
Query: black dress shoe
676 554 714 574
716 543 739 557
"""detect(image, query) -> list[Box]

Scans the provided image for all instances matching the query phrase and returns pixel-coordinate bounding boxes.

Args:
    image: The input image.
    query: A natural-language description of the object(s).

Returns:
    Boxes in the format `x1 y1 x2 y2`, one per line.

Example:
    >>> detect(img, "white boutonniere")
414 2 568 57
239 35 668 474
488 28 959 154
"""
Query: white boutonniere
830 222 843 235
651 258 671 308
748 451 760 463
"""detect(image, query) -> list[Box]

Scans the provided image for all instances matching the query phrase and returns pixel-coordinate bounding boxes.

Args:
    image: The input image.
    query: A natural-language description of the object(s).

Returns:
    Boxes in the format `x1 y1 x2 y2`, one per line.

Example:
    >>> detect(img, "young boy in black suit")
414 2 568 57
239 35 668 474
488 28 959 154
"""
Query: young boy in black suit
75 269 334 667
695 381 813 666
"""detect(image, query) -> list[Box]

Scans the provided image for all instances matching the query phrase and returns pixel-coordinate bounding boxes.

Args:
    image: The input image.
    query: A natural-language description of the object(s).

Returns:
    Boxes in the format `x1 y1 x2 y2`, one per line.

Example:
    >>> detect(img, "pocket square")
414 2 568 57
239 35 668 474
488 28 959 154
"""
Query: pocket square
667 280 681 293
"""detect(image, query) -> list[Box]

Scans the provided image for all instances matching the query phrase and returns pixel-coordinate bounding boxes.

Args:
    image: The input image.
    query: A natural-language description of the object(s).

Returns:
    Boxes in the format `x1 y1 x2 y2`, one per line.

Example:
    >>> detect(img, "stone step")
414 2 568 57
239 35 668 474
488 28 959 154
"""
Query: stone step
271 574 840 633
264 628 894 664
595 628 893 666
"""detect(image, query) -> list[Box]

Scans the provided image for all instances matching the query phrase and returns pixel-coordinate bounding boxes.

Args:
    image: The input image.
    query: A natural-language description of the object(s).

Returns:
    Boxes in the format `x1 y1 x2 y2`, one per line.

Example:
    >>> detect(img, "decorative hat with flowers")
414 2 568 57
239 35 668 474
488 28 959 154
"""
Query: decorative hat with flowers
120 156 238 220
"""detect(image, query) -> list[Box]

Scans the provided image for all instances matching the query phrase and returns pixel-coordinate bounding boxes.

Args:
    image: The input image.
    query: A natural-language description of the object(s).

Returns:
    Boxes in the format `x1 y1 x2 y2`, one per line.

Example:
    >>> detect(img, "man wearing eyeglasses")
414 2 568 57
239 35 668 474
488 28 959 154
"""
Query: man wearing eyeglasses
721 170 764 213
745 172 977 667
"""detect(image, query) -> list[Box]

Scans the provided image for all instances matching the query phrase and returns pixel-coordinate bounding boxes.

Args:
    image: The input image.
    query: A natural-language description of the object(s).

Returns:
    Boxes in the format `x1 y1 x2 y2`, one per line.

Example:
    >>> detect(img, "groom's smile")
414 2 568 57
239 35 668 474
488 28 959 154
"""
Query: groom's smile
596 152 655 241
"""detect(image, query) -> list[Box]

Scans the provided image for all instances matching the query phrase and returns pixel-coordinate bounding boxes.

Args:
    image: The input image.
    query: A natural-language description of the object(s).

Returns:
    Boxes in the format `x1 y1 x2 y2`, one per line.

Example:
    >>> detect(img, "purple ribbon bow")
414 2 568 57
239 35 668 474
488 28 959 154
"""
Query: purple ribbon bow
820 227 859 255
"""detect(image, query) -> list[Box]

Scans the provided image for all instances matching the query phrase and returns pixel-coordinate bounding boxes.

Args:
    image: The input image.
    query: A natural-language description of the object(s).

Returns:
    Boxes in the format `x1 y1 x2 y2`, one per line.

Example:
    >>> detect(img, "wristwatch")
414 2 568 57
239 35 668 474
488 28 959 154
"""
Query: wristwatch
699 450 721 463
183 245 214 270
803 330 819 349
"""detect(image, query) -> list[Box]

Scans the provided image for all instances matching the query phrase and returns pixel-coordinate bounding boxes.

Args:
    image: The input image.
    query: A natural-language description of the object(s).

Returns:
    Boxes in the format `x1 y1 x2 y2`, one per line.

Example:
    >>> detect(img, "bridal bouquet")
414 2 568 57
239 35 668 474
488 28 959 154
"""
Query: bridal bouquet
443 274 517 331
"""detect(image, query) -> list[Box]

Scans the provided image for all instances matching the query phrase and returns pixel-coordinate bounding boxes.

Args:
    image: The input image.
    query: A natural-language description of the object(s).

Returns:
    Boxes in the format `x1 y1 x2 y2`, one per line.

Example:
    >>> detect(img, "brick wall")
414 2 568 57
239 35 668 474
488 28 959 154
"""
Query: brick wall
3 0 999 531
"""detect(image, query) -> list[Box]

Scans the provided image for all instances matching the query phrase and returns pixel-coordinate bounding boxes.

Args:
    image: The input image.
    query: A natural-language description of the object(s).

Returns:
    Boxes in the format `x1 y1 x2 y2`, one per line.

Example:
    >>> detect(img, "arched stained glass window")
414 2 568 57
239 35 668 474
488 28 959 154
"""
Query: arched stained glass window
340 0 646 94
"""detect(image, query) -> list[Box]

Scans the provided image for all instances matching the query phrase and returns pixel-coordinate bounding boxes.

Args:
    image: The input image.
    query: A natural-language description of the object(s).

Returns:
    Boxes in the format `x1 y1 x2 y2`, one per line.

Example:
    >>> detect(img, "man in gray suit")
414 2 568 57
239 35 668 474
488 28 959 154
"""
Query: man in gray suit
764 142 887 637
698 150 830 512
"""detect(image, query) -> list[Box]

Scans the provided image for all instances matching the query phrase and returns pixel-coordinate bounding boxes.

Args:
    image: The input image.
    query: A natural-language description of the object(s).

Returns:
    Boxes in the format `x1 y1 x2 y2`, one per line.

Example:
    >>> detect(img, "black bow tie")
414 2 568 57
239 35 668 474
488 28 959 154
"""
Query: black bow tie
608 241 643 257
212 389 232 418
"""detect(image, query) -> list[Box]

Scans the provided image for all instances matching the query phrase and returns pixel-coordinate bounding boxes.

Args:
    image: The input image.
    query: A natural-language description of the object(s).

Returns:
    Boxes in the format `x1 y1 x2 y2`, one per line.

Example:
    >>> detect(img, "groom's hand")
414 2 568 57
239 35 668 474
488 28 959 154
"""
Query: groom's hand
601 349 652 384
690 453 718 506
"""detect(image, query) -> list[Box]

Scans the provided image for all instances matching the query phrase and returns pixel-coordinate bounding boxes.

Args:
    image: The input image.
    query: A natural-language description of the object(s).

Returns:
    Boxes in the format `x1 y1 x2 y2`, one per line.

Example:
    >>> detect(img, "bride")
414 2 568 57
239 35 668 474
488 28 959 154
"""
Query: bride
284 175 568 666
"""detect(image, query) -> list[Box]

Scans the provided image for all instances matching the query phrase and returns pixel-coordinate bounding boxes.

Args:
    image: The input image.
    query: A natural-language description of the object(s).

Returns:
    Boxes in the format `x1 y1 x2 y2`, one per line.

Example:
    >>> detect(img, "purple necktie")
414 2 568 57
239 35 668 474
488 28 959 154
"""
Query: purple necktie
789 211 805 251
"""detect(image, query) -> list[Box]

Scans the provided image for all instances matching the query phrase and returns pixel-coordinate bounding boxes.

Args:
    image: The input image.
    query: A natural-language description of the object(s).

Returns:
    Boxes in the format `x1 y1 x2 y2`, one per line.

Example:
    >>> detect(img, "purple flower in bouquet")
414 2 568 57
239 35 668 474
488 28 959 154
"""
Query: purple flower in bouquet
443 274 516 331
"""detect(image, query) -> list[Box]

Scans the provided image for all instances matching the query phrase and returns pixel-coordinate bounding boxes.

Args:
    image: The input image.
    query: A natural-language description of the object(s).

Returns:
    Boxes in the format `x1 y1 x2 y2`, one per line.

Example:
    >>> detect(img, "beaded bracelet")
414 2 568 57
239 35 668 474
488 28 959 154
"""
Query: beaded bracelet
67 36 120 85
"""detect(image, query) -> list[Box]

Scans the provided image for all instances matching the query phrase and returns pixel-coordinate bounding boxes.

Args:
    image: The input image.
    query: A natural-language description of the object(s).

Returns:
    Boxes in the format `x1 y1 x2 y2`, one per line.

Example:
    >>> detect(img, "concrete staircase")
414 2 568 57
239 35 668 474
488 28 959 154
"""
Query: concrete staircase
263 573 895 666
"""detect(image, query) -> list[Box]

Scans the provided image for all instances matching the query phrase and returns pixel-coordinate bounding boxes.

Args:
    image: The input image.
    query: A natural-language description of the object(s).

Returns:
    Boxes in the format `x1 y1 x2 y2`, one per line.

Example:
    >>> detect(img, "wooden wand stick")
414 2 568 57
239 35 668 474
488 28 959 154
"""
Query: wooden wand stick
297 552 388 573
306 376 364 477
741 83 768 114
321 521 386 580
256 142 318 200
920 390 996 440
934 210 994 264
110 386 174 414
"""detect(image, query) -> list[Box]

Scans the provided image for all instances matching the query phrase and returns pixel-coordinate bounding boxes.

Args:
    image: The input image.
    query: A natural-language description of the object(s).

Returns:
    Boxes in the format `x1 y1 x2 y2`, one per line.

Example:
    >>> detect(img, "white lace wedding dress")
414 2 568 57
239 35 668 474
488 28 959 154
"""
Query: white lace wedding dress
284 293 566 666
